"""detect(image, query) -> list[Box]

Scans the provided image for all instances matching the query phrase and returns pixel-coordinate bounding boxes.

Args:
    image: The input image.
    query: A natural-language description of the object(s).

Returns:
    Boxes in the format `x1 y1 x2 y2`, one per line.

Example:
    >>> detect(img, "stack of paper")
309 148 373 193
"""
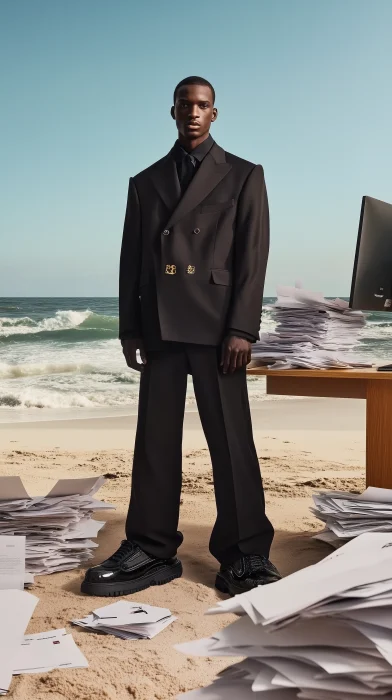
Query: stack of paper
252 285 370 369
73 600 176 640
0 476 114 575
176 533 392 699
312 486 392 548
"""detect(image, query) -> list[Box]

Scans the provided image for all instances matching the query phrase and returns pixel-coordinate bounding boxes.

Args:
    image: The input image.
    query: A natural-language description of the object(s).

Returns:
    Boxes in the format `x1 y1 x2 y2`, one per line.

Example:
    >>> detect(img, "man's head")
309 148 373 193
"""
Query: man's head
171 76 217 145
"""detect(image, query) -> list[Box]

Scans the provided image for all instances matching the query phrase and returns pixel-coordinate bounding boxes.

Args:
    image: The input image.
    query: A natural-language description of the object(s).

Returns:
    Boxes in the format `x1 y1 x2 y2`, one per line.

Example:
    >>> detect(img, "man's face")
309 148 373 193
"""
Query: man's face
172 84 217 140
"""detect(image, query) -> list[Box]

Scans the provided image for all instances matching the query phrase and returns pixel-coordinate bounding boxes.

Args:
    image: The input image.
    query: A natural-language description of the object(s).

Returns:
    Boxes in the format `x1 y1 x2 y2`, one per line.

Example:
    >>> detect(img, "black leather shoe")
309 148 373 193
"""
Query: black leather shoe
215 555 281 596
81 540 182 597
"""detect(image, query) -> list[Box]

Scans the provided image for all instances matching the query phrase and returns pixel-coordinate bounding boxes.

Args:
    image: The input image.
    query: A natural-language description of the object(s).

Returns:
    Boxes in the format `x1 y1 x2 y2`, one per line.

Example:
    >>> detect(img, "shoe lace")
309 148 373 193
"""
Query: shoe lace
109 540 135 564
247 554 269 570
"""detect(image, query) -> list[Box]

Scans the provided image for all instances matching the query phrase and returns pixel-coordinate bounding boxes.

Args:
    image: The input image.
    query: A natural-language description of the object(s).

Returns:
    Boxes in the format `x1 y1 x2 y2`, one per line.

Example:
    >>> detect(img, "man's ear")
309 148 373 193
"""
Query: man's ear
170 106 175 120
211 107 218 123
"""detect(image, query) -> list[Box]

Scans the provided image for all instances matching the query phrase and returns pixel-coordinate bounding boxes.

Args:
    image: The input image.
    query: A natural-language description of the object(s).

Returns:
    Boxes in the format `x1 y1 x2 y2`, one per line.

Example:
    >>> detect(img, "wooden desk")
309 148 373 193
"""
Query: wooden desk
247 367 392 489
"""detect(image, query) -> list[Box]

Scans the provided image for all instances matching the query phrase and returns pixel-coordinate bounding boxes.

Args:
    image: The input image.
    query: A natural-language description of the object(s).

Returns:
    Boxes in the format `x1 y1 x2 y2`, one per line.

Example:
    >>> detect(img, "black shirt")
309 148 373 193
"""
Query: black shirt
173 135 214 192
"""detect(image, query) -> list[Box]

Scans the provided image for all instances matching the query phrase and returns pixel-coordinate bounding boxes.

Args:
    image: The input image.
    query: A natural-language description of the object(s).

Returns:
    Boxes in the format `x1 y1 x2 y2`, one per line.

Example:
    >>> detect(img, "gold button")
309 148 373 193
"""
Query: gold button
187 265 195 274
165 264 176 275
193 228 200 235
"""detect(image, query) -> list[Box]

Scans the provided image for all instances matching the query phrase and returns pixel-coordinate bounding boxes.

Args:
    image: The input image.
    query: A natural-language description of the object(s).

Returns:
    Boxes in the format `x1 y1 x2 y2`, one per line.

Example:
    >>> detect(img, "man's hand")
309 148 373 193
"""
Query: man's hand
121 338 147 372
221 335 252 374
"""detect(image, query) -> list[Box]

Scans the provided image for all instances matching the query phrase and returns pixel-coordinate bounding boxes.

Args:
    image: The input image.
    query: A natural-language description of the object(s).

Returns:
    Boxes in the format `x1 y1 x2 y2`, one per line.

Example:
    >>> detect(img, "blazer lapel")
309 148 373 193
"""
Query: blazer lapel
166 143 232 228
149 151 181 213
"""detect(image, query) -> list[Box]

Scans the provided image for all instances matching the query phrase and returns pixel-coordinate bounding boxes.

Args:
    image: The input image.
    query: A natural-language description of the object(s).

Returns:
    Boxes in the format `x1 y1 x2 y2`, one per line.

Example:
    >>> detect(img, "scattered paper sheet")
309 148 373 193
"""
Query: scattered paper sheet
73 600 176 640
0 590 38 694
178 683 298 699
0 536 25 590
0 477 31 501
46 476 106 498
0 591 88 694
176 533 392 698
13 628 88 674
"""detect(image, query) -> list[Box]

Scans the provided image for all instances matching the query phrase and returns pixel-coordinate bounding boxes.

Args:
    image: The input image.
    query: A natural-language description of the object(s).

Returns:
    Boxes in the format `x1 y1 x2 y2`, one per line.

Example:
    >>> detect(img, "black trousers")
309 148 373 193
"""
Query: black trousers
125 344 274 566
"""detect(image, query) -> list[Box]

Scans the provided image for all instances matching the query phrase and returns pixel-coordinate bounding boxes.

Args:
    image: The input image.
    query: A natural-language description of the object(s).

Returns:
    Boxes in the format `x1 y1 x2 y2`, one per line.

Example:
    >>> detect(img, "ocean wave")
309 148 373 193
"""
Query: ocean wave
0 391 96 409
0 361 139 383
0 361 96 379
360 326 392 341
0 388 297 412
365 320 392 327
0 388 140 410
0 395 22 407
0 309 119 341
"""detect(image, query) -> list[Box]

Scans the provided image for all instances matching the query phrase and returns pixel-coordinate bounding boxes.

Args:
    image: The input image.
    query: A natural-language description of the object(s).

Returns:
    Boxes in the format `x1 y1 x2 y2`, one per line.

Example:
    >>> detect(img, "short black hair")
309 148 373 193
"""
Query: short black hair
173 76 215 104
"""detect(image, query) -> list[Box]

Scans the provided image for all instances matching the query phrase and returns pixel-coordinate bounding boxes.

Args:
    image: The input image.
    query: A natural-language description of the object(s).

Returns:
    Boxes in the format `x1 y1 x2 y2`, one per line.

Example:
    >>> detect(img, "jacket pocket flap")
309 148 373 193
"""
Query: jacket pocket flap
201 199 235 213
211 269 231 286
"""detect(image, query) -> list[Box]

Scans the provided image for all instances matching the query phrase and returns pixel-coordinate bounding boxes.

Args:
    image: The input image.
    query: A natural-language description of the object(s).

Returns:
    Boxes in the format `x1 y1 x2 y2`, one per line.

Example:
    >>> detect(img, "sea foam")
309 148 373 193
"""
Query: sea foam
0 309 118 339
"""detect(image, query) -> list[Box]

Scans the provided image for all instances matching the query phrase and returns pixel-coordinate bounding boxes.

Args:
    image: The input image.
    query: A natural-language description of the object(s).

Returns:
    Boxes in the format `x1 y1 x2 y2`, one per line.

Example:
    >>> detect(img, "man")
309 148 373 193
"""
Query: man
82 76 281 598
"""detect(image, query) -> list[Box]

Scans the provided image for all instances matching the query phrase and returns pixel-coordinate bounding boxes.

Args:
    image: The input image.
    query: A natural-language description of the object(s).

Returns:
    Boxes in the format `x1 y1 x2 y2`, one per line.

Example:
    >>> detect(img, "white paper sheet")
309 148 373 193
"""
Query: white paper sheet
13 628 88 674
209 614 373 651
46 477 106 498
73 601 176 640
0 590 38 693
178 682 298 699
177 533 392 698
0 536 25 590
0 477 30 501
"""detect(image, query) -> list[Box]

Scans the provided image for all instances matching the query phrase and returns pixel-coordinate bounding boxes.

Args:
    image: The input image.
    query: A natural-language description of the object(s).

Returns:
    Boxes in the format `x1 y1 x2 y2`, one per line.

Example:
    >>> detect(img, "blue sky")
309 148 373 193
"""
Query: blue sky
1 0 391 297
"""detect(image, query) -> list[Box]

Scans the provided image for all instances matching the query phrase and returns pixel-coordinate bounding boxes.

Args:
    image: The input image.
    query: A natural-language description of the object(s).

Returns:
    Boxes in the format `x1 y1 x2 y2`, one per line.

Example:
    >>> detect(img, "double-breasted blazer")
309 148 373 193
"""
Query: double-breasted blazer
119 141 269 347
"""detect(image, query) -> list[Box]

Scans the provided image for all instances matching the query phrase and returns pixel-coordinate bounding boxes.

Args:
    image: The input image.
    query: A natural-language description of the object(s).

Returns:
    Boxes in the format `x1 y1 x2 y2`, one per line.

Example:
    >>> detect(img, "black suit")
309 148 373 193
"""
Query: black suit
119 138 273 565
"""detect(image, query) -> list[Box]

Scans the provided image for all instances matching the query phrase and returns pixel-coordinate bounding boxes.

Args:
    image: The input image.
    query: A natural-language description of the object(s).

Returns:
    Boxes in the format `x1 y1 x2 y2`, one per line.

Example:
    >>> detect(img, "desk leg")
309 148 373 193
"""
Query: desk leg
366 380 392 488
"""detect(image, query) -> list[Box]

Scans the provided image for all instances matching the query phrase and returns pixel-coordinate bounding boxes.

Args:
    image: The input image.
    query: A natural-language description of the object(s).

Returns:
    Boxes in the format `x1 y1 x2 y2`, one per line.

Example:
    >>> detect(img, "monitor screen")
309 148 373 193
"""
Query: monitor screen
350 196 392 312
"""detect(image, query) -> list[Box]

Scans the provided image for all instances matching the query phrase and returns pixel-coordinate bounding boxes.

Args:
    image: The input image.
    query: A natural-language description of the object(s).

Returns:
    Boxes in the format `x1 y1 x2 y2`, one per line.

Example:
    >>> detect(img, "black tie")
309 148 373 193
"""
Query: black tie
180 152 197 193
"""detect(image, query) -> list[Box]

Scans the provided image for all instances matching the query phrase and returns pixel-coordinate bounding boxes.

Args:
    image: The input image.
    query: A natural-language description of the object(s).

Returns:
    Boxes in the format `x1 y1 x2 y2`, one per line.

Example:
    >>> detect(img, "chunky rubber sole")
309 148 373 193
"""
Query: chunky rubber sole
215 573 238 596
215 572 281 597
81 561 183 597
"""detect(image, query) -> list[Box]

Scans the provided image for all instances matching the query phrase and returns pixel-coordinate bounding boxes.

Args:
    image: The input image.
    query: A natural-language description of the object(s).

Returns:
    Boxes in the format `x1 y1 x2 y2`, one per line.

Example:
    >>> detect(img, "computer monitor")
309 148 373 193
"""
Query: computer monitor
350 195 392 370
350 196 392 312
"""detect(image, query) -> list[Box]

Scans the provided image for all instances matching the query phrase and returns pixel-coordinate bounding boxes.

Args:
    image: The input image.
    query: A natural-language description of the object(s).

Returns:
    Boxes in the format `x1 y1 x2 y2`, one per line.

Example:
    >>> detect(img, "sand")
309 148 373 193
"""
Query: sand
0 397 366 699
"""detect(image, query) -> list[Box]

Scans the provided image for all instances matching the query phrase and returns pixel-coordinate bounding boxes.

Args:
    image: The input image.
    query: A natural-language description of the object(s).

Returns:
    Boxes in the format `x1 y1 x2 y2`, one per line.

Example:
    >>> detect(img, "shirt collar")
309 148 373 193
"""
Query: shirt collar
173 134 214 163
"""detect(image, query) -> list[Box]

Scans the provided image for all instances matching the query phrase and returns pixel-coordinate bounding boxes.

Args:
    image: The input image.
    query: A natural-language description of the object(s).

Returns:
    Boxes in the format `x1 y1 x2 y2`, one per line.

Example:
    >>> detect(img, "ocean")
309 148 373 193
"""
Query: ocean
0 297 391 423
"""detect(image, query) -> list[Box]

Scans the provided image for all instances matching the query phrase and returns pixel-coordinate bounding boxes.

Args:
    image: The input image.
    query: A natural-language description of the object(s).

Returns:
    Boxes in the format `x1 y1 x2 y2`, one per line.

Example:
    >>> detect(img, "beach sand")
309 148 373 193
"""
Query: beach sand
0 397 366 699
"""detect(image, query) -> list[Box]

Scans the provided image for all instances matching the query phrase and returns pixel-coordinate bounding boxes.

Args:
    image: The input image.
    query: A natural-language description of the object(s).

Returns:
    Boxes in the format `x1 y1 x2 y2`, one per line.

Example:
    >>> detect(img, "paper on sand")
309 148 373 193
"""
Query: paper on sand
73 600 176 640
0 476 114 576
176 533 392 698
0 590 38 694
0 536 25 590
